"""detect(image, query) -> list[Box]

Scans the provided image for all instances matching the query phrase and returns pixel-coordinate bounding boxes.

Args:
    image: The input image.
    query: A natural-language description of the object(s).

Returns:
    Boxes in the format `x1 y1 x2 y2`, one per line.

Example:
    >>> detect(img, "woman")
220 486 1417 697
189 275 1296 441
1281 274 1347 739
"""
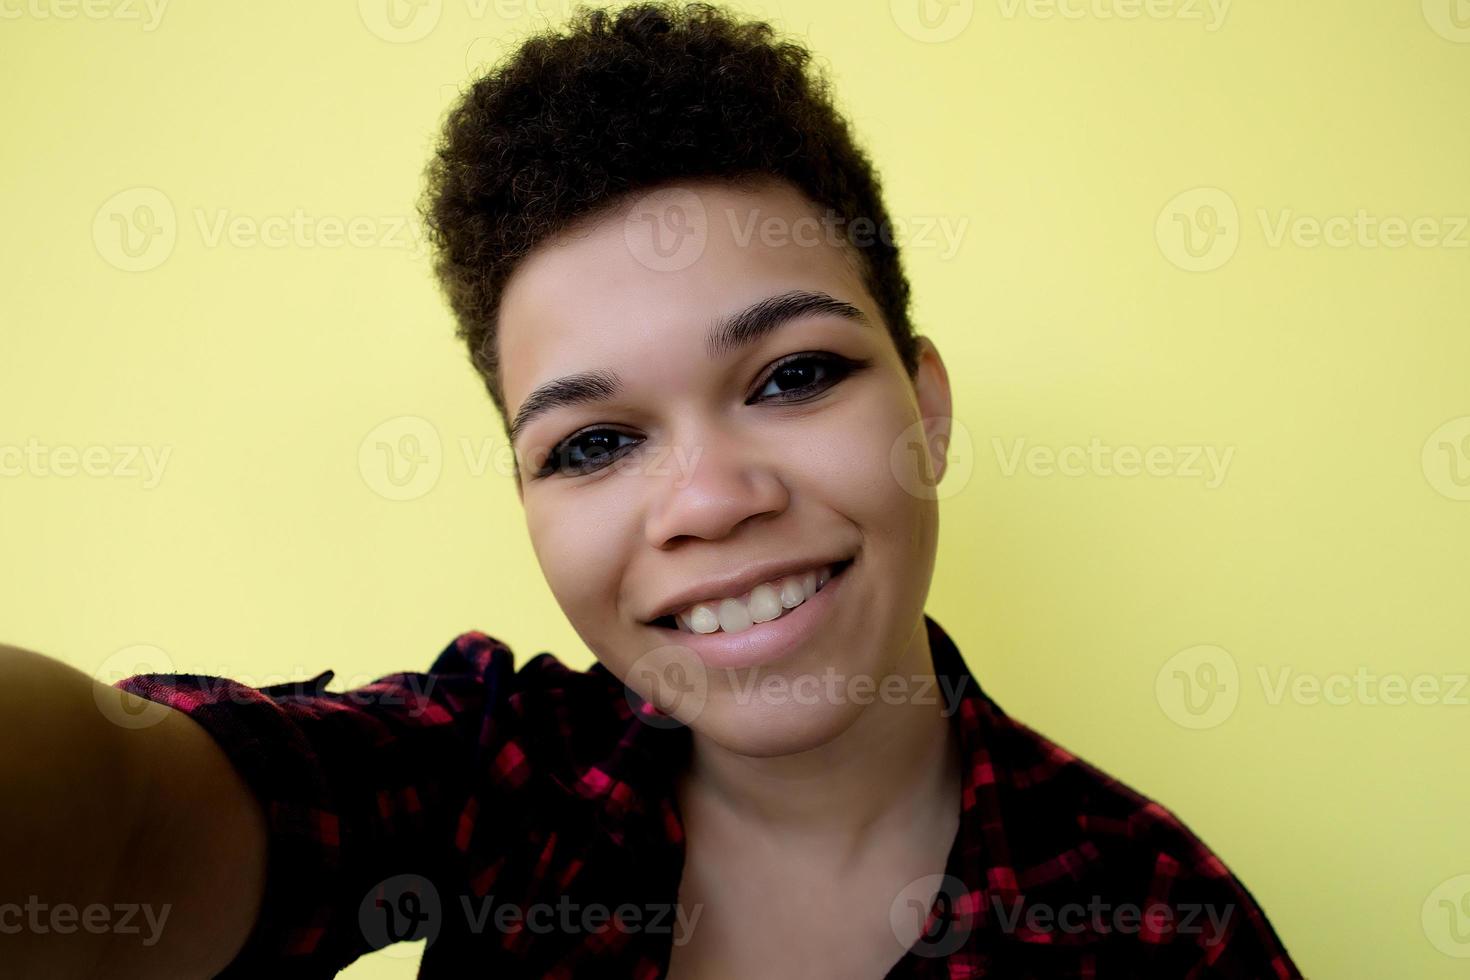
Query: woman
1 3 1300 977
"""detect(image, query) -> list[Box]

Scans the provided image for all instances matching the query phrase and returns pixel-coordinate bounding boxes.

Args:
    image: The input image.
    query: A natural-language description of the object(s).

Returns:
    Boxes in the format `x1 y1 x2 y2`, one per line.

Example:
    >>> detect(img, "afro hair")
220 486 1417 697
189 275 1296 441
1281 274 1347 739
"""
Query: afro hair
418 1 919 429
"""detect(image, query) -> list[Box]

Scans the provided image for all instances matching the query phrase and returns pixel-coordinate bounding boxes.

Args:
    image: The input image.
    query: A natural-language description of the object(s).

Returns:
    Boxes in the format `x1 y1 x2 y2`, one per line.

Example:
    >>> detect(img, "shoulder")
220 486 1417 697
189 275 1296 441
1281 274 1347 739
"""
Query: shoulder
433 631 638 785
437 630 625 722
969 694 1240 880
964 696 1300 976
108 629 629 794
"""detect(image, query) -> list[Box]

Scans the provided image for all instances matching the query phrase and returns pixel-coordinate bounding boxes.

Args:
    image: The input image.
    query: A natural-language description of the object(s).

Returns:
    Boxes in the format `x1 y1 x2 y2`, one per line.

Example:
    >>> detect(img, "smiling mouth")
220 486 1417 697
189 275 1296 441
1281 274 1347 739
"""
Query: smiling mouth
649 555 858 631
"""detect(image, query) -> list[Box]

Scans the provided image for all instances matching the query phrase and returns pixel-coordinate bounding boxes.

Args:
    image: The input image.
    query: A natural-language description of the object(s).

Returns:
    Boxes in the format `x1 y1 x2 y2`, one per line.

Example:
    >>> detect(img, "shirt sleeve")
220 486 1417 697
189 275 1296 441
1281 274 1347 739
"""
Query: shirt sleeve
112 631 515 978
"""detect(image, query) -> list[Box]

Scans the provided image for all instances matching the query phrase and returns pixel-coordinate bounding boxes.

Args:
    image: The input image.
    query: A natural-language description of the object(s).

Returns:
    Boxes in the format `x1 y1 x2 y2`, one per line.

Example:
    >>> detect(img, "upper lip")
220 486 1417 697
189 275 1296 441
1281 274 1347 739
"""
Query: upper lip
641 553 853 624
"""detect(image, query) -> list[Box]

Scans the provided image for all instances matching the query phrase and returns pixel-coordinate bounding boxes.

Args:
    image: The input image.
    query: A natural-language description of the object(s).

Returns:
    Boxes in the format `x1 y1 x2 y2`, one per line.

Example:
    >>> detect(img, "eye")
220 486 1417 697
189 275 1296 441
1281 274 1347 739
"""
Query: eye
535 428 641 479
531 352 868 481
747 351 865 404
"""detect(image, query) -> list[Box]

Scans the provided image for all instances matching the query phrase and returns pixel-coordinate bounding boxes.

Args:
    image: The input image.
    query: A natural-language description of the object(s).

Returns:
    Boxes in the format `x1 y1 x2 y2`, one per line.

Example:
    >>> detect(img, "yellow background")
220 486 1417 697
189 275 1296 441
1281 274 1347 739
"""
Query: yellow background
3 0 1468 975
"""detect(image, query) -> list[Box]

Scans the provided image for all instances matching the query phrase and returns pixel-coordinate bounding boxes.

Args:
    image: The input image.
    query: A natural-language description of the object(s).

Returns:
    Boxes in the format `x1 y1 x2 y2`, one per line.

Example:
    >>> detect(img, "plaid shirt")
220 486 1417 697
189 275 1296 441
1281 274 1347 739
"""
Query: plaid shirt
114 614 1301 978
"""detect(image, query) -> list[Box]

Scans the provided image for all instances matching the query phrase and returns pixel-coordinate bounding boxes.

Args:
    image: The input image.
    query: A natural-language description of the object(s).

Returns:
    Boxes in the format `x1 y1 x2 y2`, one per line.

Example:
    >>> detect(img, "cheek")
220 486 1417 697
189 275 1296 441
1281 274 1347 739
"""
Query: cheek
800 381 928 535
524 494 631 629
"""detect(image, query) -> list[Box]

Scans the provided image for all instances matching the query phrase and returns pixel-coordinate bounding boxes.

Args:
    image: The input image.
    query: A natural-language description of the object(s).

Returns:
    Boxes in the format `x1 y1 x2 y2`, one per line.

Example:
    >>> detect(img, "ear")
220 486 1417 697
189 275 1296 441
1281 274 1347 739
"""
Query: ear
911 335 954 485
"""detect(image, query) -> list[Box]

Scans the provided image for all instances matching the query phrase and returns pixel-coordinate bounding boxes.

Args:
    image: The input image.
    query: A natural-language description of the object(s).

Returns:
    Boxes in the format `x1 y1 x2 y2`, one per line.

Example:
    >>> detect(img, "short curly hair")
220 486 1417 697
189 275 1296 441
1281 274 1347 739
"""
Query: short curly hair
418 1 919 430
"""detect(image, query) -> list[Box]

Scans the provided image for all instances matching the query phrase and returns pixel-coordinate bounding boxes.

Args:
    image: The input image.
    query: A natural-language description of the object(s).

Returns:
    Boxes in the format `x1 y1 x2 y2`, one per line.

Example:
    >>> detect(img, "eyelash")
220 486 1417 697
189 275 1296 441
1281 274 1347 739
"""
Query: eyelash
532 351 868 480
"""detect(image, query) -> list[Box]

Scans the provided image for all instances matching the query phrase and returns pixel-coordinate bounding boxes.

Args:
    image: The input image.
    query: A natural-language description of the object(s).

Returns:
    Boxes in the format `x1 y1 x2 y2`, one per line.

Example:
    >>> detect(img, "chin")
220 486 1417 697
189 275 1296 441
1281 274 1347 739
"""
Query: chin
689 692 867 758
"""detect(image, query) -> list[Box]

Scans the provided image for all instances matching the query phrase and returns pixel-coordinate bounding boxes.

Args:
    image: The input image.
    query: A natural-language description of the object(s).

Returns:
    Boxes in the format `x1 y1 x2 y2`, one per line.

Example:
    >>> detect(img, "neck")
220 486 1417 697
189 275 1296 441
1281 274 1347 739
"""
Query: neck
677 619 962 868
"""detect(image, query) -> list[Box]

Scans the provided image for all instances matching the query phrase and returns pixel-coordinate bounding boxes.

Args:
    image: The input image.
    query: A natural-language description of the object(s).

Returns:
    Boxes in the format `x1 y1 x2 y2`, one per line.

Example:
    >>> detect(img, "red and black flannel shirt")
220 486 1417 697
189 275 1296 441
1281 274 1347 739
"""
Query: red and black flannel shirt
114 614 1302 978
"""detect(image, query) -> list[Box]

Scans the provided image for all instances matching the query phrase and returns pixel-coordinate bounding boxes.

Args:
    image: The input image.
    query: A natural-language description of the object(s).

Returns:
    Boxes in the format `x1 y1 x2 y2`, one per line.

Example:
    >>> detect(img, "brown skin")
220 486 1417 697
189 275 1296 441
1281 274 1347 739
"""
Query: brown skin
0 644 266 978
500 176 961 975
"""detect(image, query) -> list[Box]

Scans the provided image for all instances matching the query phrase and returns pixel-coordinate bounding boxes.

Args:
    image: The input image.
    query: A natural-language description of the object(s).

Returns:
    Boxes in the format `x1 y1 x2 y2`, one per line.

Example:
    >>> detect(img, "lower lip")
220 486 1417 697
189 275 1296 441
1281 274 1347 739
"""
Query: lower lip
649 561 852 671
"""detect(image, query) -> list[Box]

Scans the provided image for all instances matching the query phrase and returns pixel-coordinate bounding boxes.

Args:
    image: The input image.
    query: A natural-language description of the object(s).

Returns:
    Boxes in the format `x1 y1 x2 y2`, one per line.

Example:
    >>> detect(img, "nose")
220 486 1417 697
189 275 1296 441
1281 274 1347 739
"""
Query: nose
644 424 790 548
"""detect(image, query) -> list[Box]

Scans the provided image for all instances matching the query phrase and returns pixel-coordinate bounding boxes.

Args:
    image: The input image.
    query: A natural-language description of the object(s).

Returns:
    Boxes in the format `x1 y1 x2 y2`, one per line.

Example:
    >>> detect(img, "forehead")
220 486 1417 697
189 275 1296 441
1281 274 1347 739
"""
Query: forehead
497 178 869 416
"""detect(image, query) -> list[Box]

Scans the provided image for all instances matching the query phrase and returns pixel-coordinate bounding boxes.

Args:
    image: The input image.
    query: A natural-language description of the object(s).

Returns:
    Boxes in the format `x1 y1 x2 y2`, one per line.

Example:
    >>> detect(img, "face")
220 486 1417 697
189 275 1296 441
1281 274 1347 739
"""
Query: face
498 177 953 757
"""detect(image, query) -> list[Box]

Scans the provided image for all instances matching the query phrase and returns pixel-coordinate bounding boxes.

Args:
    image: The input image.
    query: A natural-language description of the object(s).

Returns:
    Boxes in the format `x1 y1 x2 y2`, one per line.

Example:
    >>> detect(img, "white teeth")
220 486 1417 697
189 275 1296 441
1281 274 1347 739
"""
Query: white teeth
667 562 843 635
716 598 754 634
748 584 782 623
688 605 720 634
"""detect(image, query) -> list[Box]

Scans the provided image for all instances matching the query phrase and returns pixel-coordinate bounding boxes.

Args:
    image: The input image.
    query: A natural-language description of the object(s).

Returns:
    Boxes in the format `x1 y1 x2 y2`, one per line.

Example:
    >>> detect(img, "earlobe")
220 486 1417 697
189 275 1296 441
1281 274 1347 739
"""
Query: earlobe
928 418 952 486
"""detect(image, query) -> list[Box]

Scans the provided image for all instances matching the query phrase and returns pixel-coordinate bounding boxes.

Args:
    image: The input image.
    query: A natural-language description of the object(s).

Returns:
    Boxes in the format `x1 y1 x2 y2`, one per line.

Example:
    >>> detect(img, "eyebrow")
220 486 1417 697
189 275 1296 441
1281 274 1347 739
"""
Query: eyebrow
508 289 870 445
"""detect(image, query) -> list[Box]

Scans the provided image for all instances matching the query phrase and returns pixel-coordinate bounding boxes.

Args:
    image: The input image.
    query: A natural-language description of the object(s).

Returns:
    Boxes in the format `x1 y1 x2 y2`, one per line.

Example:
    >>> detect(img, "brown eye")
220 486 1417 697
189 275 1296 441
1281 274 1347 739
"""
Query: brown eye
749 352 862 404
539 428 640 478
531 353 867 480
